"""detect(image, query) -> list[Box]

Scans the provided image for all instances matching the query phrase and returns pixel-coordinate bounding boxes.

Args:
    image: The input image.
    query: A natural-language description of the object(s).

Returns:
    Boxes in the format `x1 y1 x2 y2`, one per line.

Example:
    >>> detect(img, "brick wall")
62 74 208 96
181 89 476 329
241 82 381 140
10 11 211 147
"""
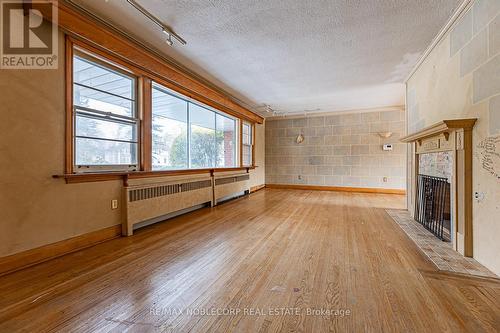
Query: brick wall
265 109 406 189
223 130 234 166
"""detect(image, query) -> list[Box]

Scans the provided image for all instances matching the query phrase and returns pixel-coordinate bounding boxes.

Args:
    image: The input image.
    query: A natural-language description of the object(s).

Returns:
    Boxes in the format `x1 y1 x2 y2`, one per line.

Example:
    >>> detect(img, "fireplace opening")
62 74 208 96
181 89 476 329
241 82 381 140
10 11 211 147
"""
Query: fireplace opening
416 151 453 242
415 174 451 242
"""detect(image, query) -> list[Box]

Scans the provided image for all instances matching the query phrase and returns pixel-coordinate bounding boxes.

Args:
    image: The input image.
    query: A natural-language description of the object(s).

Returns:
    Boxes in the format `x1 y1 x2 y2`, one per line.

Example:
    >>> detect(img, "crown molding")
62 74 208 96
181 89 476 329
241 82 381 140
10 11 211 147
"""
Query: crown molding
265 105 405 120
62 0 260 116
405 0 474 83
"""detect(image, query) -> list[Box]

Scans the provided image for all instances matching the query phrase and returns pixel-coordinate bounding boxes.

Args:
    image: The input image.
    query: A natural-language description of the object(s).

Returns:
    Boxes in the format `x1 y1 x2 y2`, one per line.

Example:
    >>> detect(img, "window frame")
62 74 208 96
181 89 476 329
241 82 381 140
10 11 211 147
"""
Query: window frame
65 36 256 179
151 82 238 170
72 49 140 173
241 121 254 167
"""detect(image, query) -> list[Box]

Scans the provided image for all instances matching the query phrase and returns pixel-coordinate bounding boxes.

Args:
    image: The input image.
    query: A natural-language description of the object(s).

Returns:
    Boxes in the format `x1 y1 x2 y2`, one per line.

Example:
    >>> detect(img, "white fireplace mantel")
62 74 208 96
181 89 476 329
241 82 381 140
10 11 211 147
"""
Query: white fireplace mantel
401 118 477 257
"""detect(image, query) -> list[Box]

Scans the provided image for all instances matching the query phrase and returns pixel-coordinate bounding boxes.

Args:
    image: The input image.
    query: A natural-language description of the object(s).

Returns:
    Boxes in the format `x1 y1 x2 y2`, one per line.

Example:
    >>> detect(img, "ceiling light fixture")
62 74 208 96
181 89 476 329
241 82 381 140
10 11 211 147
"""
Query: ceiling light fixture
126 0 186 47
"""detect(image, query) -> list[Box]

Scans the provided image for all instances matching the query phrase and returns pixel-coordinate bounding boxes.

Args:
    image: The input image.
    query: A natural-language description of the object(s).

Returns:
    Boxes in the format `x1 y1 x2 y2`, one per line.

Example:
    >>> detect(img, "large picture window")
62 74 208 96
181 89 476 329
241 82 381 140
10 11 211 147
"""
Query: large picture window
152 83 237 170
72 50 138 172
152 85 188 170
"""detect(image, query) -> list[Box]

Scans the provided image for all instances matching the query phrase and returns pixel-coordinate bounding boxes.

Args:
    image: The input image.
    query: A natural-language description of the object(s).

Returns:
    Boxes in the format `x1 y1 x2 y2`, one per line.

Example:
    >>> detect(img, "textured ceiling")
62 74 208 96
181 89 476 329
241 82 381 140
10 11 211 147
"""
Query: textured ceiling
71 0 461 116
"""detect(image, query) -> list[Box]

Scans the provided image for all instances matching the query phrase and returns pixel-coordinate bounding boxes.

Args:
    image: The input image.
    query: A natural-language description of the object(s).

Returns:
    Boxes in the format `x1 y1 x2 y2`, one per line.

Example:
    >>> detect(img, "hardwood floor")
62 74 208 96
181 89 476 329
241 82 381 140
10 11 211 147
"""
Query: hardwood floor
1 189 499 332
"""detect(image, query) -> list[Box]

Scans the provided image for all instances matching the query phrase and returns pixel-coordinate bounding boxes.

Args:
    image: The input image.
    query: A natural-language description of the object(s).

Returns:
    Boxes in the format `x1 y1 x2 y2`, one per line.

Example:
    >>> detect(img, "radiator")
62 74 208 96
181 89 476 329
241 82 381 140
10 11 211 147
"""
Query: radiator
213 171 250 205
123 174 213 236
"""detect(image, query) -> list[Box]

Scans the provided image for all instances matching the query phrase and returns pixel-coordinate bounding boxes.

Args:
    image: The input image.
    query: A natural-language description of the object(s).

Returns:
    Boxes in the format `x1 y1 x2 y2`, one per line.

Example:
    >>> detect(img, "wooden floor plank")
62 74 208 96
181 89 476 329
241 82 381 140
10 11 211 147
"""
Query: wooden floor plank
0 189 499 333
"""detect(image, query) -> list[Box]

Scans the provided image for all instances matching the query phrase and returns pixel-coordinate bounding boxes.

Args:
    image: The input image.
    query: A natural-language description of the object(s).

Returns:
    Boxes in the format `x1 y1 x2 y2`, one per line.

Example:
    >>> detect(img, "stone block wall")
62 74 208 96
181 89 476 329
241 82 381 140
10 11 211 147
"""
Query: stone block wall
265 109 406 189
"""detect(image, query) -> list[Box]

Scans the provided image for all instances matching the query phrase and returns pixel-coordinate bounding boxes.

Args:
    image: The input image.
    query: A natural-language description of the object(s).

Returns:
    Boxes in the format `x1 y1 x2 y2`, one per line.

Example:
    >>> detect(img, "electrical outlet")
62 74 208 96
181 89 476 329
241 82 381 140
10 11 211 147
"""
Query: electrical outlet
474 192 485 202
298 175 302 180
111 199 118 210
383 177 388 183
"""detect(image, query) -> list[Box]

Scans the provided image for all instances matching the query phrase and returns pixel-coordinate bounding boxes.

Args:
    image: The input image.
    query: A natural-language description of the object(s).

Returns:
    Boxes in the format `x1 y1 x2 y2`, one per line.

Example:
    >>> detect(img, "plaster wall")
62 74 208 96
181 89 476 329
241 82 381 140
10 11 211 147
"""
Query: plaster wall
406 0 500 275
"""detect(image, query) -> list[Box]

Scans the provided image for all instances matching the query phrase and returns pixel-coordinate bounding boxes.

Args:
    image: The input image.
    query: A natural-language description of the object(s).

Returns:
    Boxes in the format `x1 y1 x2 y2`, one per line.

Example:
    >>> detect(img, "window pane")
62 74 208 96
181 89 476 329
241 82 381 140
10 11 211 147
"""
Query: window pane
74 84 133 117
152 87 188 170
242 123 251 145
76 115 136 142
74 55 133 100
216 114 235 167
190 104 216 168
75 137 137 165
243 145 252 166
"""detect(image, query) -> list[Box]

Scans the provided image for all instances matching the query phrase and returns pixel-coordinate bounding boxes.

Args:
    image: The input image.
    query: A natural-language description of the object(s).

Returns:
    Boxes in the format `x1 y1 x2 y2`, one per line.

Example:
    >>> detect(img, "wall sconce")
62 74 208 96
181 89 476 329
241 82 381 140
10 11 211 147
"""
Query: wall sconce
377 132 393 138
296 134 304 144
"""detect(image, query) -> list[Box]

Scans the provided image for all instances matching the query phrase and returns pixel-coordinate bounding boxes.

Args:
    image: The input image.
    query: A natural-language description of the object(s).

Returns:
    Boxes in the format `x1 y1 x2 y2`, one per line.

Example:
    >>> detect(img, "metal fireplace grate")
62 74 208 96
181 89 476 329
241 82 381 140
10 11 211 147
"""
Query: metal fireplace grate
415 174 451 241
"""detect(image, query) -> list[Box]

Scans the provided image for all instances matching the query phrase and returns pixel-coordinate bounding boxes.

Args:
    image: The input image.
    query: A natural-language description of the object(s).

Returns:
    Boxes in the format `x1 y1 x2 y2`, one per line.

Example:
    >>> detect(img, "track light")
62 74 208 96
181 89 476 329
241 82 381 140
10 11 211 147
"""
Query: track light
126 0 187 47
162 29 173 46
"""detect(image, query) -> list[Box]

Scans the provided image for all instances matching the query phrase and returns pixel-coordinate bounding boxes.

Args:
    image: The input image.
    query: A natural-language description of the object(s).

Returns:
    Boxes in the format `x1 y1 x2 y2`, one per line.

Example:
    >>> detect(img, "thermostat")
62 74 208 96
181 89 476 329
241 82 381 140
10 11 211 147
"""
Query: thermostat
383 144 393 151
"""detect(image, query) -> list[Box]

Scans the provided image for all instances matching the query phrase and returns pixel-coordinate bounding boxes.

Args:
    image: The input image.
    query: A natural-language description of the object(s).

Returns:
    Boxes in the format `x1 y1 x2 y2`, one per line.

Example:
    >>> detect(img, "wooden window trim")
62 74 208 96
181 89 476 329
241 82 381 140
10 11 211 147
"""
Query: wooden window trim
239 121 243 167
53 167 255 185
65 37 74 174
141 77 152 171
63 36 258 181
68 37 142 174
241 121 254 167
252 123 256 167
47 1 263 124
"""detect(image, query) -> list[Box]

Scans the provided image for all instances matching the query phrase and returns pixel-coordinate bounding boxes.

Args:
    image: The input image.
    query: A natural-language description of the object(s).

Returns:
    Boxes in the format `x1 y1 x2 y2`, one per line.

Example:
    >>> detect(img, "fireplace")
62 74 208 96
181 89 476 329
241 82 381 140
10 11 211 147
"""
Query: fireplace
415 174 451 241
401 119 476 257
414 151 453 242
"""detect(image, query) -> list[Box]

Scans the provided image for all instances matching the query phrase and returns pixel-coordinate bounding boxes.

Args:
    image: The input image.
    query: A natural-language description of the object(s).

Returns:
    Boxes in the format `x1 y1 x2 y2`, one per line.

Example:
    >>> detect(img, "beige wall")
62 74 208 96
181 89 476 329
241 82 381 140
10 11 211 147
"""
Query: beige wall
407 0 500 275
0 32 123 257
265 110 406 189
0 32 265 257
249 122 266 188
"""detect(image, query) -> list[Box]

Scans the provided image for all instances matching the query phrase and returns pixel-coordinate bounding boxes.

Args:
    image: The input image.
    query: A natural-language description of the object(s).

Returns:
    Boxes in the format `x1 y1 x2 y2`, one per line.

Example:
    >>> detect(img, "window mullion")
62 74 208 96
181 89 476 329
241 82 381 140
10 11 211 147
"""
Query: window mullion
214 111 217 168
75 109 137 125
187 102 191 169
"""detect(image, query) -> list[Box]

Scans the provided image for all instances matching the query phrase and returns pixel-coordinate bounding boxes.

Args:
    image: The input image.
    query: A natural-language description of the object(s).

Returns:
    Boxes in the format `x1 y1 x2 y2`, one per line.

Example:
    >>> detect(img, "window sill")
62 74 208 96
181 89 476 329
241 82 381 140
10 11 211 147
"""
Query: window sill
53 166 256 185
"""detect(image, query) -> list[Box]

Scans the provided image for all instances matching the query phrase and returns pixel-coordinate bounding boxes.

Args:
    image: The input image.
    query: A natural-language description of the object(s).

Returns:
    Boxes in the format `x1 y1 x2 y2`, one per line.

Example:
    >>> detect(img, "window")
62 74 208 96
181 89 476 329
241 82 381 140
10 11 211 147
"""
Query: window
73 50 138 172
152 85 188 170
242 122 253 166
151 83 237 170
216 113 236 167
189 103 216 168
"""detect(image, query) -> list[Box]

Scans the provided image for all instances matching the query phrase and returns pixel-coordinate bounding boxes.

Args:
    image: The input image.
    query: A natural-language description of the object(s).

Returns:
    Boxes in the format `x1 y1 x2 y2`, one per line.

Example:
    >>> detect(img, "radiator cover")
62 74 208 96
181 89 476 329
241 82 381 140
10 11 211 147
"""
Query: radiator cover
123 175 213 236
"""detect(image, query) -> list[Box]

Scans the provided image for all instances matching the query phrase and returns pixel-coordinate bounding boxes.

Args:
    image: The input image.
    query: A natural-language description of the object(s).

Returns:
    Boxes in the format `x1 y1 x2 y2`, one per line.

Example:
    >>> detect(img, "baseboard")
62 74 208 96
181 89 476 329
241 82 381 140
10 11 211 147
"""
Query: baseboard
0 225 121 276
250 184 266 193
265 184 406 195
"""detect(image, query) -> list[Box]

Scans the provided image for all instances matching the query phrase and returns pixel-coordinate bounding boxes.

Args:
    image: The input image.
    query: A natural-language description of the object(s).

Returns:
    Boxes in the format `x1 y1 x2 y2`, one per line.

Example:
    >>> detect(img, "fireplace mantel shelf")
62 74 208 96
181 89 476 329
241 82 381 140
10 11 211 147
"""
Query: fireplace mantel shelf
400 119 477 143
